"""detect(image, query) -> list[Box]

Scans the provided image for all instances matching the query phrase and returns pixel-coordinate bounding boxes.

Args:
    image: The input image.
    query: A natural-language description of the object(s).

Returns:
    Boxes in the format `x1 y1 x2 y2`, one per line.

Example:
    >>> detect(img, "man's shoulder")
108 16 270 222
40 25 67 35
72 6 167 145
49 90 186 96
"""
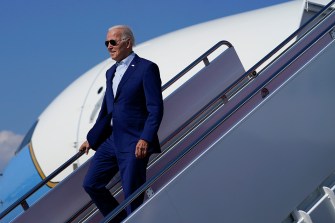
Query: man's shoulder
135 54 157 66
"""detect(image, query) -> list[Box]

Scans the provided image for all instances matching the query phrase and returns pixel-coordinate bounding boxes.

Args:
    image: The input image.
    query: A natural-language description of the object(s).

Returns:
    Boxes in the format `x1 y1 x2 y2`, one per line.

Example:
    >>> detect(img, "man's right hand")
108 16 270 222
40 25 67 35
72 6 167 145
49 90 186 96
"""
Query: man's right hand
79 140 91 155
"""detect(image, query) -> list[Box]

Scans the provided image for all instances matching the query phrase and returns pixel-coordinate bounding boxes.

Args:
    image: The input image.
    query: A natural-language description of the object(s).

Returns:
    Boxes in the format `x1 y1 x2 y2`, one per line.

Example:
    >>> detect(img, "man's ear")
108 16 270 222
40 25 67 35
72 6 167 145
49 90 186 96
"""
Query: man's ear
126 39 132 49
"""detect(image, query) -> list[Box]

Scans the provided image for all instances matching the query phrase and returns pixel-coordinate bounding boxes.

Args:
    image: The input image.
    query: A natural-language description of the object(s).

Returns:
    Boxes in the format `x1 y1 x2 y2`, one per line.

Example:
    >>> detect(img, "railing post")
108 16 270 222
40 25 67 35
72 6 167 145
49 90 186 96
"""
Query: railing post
203 57 210 66
20 200 29 211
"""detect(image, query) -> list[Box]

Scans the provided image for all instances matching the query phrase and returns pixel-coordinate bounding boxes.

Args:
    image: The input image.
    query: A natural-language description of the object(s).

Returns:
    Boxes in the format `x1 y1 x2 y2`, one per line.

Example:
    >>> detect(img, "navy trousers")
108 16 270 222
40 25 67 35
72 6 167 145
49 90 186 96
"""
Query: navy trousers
83 134 149 222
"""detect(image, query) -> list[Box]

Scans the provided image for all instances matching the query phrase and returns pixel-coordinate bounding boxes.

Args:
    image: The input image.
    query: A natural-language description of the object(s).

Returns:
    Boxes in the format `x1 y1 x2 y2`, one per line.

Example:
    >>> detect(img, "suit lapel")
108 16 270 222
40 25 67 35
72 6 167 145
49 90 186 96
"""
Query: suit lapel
106 65 117 112
114 55 140 100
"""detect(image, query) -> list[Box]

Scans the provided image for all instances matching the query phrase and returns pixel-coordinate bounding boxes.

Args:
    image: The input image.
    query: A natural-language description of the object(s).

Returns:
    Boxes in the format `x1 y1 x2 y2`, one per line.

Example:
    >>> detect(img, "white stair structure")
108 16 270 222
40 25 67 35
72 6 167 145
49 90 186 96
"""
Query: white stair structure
2 1 335 223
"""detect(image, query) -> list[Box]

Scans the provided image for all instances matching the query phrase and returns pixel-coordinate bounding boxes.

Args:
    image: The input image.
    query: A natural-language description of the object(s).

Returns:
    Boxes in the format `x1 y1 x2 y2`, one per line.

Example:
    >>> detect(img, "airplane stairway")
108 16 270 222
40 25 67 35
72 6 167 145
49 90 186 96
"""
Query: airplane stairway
100 1 335 222
122 39 335 222
2 1 335 222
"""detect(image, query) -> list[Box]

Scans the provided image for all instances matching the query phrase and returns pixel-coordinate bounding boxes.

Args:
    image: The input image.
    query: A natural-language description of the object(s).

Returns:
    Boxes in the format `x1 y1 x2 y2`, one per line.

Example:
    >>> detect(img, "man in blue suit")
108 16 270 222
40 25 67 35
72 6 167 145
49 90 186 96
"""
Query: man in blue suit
80 25 164 222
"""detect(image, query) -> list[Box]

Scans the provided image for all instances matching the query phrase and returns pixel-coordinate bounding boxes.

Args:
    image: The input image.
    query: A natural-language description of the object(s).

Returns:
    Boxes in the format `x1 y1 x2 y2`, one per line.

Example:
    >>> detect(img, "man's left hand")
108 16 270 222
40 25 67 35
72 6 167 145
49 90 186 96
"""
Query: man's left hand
135 139 148 159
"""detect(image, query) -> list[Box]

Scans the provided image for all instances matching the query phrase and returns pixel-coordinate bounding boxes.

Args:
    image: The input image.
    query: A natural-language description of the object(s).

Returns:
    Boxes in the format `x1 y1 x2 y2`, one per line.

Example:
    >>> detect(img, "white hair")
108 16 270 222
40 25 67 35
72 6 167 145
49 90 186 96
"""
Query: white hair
108 25 136 46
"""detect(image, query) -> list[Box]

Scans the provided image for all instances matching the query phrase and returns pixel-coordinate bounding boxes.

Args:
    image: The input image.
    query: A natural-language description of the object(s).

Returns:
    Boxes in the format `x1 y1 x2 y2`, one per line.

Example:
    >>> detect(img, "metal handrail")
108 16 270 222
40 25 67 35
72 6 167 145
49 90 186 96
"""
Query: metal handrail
0 150 85 219
102 1 335 222
161 40 232 91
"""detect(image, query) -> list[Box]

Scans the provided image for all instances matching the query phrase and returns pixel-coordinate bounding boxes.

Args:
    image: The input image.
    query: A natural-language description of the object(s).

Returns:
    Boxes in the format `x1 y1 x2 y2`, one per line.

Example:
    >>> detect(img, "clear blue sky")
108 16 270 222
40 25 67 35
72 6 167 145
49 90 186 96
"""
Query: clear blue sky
0 0 289 136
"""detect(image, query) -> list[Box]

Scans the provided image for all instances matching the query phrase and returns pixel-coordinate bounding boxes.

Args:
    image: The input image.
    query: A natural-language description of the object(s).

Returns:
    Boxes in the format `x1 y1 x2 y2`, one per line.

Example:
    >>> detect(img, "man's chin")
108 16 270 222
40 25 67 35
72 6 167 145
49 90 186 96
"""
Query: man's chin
111 56 119 61
109 52 116 58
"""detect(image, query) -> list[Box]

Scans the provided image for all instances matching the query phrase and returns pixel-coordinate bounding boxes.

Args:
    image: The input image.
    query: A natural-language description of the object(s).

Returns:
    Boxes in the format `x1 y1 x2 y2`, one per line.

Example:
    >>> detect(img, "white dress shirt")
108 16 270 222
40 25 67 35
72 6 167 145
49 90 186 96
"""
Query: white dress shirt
111 52 135 126
112 52 135 97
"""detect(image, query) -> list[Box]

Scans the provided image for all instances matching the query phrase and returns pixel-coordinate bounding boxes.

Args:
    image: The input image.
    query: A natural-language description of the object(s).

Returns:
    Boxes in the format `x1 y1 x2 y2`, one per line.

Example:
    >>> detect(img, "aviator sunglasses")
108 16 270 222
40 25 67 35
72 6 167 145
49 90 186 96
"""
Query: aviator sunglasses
105 38 127 47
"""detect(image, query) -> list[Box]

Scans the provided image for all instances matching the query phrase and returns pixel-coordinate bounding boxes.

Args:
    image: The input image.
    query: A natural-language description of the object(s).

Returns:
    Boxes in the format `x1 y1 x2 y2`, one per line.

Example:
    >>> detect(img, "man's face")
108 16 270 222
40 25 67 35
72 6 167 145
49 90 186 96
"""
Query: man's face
106 28 131 62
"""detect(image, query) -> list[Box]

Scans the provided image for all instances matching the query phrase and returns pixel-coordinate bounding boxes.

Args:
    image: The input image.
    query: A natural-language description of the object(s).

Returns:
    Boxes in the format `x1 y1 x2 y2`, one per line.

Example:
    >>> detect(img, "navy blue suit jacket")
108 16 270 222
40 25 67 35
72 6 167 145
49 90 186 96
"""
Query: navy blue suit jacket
87 54 163 154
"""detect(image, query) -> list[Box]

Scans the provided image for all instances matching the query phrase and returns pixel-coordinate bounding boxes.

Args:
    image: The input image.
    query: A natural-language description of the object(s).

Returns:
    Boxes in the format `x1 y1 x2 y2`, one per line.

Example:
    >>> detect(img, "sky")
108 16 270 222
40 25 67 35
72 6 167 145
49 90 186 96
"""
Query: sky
0 0 289 169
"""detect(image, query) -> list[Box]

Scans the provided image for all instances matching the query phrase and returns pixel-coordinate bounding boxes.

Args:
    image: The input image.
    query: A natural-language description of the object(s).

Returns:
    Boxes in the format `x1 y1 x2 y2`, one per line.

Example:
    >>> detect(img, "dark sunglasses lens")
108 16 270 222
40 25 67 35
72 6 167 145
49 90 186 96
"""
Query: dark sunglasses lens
105 40 117 47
